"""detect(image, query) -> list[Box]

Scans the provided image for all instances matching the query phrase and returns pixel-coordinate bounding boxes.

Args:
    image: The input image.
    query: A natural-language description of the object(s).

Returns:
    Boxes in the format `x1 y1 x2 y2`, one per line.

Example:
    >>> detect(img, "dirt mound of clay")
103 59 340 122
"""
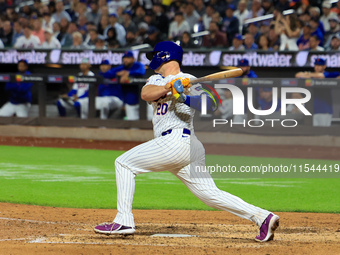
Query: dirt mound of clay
0 203 339 254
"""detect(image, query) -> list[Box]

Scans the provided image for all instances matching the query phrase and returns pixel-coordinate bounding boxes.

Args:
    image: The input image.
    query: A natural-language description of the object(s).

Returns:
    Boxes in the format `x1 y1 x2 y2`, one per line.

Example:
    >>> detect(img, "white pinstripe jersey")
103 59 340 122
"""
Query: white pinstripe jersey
144 72 204 138
73 71 95 97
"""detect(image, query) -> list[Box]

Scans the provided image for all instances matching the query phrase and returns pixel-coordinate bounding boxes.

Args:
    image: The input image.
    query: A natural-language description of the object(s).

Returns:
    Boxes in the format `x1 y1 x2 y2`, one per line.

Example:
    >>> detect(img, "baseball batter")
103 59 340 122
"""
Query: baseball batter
94 41 279 242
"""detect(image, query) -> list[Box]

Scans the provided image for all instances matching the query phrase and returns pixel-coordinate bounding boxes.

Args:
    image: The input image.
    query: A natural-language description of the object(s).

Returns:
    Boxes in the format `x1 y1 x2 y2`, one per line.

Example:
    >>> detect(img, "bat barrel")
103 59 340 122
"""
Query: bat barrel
191 68 243 84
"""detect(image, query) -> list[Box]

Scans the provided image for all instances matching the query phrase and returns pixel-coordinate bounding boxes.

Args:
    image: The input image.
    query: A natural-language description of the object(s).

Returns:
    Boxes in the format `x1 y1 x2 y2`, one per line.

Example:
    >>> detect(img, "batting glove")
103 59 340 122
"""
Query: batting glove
173 79 186 103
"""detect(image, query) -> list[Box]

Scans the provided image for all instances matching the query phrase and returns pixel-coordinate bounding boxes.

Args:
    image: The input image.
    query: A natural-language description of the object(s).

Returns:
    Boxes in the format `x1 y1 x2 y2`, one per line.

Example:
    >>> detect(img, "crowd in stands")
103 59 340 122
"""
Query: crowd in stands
0 0 339 50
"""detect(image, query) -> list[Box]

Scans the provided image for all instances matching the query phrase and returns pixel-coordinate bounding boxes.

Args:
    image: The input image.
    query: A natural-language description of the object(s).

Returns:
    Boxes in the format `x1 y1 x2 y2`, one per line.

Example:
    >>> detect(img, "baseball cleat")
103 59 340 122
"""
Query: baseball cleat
255 213 280 242
94 222 135 235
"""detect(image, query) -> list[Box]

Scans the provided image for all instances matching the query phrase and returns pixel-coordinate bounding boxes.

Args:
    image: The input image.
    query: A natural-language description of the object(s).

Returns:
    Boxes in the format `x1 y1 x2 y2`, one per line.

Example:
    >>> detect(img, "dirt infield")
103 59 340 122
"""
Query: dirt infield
0 203 339 255
0 136 340 254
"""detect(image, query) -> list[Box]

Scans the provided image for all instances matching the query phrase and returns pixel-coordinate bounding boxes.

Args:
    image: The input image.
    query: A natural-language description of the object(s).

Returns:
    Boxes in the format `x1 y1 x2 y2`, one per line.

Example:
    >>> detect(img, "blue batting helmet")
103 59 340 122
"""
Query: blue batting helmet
146 41 183 70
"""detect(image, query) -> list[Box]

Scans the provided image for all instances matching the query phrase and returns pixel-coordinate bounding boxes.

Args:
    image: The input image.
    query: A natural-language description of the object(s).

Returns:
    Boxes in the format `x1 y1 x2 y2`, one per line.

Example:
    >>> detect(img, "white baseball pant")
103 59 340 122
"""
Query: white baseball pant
0 102 31 117
113 129 271 228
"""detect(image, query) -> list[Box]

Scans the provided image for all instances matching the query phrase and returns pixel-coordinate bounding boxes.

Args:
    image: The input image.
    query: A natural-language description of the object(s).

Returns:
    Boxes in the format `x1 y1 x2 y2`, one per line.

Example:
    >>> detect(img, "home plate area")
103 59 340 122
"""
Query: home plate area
1 204 339 254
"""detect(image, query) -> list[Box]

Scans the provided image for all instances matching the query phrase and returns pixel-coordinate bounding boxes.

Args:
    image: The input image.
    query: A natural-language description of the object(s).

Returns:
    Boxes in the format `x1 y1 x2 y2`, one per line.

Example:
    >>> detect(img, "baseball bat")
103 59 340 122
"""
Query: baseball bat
190 68 243 85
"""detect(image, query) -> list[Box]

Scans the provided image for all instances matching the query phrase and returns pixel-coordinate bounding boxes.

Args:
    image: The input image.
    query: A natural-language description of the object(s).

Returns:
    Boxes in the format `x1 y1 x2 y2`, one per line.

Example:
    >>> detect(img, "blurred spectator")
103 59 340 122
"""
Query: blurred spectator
246 0 264 19
229 34 245 50
31 0 43 14
144 26 162 48
32 18 45 43
309 17 324 44
275 13 300 51
238 58 258 77
331 0 340 15
122 10 137 34
60 18 73 47
77 14 88 32
41 28 61 49
325 33 340 50
211 11 222 25
297 22 312 50
309 6 321 19
234 0 249 34
153 4 169 37
104 13 126 46
203 5 215 30
133 6 146 25
85 1 101 26
52 0 72 23
143 11 154 27
0 20 13 47
243 33 258 50
14 25 40 49
12 21 23 46
0 39 4 48
246 22 260 42
0 59 33 117
202 21 227 48
221 5 239 46
125 30 138 47
97 15 110 36
321 1 338 32
179 31 197 48
168 11 190 40
57 58 94 119
262 0 274 15
70 31 86 49
0 0 7 13
259 21 271 37
42 11 55 32
258 34 273 50
194 0 206 17
106 27 120 46
84 28 99 48
53 22 62 40
184 2 200 32
5 6 17 23
100 51 146 120
324 16 340 47
275 0 290 12
136 22 148 44
95 35 107 49
308 34 324 51
48 1 56 15
96 59 124 119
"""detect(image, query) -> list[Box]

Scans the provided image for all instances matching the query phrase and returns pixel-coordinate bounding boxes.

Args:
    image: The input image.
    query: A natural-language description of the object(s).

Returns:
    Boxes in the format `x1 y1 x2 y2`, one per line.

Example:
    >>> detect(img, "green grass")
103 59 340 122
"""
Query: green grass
0 145 339 213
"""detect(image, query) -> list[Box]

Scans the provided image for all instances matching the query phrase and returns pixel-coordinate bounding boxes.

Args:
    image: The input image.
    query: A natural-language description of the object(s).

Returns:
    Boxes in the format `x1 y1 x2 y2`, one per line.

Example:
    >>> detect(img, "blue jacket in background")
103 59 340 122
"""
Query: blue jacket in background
98 71 123 100
314 71 340 114
5 71 33 104
101 62 146 105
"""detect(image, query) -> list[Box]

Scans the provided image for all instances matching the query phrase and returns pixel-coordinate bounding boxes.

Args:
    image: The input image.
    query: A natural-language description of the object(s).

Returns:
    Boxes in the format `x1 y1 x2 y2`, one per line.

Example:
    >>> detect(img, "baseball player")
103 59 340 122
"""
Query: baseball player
94 41 279 242
57 58 95 118
100 51 146 120
80 59 124 119
295 58 340 126
0 59 33 117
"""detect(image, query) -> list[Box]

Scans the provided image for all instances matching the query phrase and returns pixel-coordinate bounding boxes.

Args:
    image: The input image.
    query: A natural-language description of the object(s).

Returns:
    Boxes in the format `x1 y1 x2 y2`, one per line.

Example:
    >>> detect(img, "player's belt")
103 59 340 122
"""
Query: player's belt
161 128 191 136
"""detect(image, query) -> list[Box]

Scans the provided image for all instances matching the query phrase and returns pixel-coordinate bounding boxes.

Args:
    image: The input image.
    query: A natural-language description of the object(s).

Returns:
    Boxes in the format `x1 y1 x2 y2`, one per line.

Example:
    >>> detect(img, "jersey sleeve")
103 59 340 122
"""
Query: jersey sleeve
143 74 164 88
